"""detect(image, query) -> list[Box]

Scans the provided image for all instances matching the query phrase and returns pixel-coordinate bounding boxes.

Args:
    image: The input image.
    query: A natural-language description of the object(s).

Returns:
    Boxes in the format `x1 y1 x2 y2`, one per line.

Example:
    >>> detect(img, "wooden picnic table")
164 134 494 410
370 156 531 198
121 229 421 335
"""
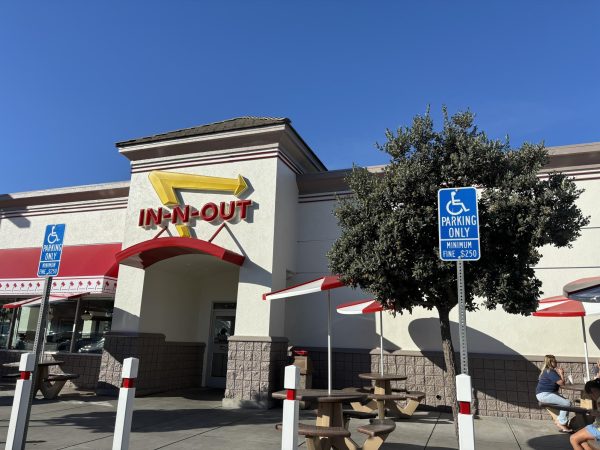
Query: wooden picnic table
272 389 367 449
2 360 75 400
273 389 366 427
562 383 593 407
351 372 426 419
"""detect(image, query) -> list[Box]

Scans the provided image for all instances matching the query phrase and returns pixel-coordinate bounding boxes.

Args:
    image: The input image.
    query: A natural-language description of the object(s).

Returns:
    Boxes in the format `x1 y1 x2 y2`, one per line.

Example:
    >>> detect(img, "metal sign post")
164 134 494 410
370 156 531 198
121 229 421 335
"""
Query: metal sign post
21 276 52 450
438 188 480 450
20 224 66 449
456 260 468 374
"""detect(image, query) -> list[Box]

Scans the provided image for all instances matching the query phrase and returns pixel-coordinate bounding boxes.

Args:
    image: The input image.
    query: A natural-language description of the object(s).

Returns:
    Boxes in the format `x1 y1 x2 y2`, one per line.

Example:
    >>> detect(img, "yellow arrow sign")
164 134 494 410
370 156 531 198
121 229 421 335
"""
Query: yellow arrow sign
149 171 248 206
148 170 249 238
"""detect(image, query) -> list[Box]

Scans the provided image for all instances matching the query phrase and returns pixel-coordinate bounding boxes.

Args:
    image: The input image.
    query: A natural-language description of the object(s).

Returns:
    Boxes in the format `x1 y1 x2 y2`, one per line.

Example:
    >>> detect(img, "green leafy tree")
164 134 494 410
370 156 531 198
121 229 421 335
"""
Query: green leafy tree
328 108 589 428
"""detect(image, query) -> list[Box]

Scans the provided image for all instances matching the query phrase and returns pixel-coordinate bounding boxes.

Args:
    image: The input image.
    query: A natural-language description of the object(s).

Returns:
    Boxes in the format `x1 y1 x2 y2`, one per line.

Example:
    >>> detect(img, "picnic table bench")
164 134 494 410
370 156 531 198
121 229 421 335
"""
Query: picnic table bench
276 423 350 450
273 389 396 450
2 373 21 379
275 419 395 450
2 361 78 400
358 373 425 418
539 402 600 448
344 377 426 420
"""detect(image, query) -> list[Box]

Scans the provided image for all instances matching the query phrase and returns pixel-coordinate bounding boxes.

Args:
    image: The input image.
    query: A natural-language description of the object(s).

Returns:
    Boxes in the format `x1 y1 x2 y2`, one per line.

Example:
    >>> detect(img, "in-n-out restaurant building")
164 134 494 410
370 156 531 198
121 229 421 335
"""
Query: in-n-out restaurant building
0 117 598 418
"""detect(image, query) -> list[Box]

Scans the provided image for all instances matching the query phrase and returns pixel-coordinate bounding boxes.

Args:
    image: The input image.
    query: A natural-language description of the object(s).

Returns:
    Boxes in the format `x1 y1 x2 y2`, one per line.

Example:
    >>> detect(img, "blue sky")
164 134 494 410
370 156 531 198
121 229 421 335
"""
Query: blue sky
1 1 599 193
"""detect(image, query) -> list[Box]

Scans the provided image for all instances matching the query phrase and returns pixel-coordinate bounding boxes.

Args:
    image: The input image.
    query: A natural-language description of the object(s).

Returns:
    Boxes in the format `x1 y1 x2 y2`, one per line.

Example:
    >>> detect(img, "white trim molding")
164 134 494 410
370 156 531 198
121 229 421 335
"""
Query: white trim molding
0 276 118 296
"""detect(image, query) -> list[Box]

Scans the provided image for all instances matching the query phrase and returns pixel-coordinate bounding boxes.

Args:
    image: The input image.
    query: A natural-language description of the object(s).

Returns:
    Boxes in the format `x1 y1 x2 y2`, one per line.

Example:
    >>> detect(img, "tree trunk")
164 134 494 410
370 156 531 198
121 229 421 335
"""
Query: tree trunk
437 305 459 438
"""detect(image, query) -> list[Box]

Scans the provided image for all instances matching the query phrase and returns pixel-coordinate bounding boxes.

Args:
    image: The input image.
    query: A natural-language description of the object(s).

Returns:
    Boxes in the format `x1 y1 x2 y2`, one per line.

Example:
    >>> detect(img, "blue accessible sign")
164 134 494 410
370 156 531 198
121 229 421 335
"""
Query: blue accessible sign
438 187 480 261
38 224 66 277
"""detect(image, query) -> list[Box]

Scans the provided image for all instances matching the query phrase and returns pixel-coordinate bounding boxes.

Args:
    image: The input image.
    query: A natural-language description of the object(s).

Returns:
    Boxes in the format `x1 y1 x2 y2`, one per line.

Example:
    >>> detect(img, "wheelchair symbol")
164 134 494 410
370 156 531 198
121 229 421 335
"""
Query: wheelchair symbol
47 226 60 244
445 191 470 216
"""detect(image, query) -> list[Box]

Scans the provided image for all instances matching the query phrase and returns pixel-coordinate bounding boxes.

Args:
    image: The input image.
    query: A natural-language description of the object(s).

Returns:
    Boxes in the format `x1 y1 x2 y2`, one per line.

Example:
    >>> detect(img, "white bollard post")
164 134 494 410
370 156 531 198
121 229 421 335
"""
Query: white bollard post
456 374 475 450
5 353 36 450
112 357 139 450
281 365 300 450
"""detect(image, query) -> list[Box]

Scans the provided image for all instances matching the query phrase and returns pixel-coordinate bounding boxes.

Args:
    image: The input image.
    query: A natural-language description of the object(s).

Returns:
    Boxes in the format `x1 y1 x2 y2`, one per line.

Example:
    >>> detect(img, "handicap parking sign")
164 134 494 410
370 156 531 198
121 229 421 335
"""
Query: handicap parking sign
438 188 480 261
38 224 66 277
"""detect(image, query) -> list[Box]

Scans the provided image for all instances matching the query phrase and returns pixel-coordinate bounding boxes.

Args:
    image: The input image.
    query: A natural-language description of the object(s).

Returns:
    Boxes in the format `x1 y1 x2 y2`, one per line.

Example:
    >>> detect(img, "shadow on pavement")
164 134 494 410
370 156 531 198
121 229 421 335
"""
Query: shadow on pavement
40 406 284 435
140 387 225 401
390 416 453 425
0 386 283 437
526 433 572 449
0 386 222 408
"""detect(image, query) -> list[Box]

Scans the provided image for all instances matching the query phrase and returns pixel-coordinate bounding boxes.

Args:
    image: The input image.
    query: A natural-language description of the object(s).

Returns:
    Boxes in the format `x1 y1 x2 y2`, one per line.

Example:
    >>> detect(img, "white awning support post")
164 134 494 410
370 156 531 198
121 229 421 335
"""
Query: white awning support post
582 317 591 381
456 374 475 450
69 298 83 354
379 311 384 375
281 365 300 450
112 357 139 450
5 352 36 450
327 290 332 395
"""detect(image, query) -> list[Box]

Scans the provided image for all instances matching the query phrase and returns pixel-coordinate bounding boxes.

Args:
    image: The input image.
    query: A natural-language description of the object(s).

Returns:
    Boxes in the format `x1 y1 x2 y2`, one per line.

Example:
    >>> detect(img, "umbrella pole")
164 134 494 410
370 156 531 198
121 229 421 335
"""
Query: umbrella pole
582 316 591 381
328 290 332 395
379 311 384 375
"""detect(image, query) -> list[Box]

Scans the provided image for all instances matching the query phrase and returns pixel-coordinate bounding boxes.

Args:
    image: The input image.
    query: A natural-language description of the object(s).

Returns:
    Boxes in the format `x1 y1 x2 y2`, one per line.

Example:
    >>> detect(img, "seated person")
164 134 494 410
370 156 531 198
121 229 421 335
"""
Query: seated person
536 354 572 433
593 360 600 379
570 378 600 449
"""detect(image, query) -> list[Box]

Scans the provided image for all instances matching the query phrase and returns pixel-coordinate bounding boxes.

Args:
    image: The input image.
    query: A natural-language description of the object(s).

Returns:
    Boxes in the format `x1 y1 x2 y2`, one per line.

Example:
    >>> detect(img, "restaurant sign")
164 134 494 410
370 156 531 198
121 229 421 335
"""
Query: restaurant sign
140 170 254 237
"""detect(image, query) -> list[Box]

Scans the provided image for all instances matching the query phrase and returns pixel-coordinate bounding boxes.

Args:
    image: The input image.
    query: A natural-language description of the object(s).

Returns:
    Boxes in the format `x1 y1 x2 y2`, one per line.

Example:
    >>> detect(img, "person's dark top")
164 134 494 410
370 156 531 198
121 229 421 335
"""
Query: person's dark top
536 369 561 394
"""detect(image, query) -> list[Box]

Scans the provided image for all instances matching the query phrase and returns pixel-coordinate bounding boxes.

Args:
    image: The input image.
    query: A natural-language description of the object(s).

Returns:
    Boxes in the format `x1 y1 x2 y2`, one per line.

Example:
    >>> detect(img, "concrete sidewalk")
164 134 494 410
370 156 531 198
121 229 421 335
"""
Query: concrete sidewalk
0 385 572 449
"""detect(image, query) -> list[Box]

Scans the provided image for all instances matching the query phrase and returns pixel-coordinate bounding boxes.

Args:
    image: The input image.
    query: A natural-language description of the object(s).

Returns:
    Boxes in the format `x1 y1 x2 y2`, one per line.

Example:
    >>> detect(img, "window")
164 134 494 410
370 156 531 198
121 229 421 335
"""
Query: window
9 297 114 353
0 301 15 348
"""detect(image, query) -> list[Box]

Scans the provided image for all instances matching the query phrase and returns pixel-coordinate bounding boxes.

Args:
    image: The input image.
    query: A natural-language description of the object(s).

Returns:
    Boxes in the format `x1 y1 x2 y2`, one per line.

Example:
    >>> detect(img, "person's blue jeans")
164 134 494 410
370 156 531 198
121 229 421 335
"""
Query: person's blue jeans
536 392 571 425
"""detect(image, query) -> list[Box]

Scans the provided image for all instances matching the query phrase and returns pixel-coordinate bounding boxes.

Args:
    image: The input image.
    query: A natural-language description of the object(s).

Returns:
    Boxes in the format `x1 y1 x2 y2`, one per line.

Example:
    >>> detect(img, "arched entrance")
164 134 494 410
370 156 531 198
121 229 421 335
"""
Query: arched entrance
114 238 243 389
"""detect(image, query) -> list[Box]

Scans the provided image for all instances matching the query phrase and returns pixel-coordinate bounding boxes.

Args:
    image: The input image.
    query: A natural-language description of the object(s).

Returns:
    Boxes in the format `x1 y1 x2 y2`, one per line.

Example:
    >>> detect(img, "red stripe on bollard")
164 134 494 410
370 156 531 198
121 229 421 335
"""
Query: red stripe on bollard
286 389 296 401
459 401 471 414
122 378 136 388
19 371 30 380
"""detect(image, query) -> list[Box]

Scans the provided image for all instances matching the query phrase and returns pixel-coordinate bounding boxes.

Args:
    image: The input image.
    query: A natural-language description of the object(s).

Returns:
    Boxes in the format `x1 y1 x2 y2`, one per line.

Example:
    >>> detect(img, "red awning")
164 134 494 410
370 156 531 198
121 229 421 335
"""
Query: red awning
116 237 245 269
533 295 600 317
263 275 344 301
0 243 121 296
3 293 89 309
336 299 384 315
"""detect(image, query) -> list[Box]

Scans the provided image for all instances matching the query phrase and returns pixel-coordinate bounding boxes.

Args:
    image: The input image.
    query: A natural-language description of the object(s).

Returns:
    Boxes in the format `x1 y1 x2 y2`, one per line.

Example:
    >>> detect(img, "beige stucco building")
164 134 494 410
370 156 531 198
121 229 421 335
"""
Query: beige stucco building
0 117 598 418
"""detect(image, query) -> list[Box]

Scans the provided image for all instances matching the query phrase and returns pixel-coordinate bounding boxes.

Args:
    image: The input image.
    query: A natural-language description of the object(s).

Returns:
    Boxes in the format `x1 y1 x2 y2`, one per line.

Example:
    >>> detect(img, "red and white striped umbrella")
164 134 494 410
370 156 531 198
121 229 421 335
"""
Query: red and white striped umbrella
3 293 88 309
263 275 346 394
533 295 600 379
337 299 387 375
337 299 383 315
262 275 344 301
533 295 600 317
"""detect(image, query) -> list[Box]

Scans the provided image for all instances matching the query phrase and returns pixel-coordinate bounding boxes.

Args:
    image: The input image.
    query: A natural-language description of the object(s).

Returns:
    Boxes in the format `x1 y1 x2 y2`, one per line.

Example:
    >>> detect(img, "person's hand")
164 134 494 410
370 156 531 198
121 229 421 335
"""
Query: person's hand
556 367 565 377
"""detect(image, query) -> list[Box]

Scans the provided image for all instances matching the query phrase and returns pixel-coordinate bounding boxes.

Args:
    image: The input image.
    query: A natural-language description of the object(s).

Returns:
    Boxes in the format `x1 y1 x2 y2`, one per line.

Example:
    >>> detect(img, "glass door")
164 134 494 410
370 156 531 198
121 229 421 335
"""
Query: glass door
207 303 236 388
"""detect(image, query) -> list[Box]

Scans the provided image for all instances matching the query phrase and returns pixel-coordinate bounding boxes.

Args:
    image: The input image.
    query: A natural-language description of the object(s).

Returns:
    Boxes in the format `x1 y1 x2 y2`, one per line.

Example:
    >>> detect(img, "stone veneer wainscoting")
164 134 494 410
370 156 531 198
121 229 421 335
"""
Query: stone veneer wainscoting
300 347 588 420
97 332 205 395
223 336 289 409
